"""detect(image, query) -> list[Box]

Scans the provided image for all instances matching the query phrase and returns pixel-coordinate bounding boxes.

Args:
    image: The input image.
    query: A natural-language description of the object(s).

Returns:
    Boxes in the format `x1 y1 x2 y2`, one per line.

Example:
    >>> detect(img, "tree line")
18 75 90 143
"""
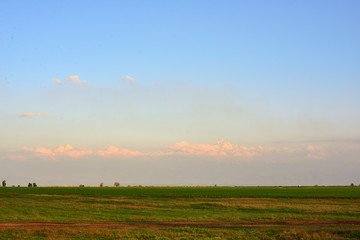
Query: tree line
2 180 121 187
2 180 37 187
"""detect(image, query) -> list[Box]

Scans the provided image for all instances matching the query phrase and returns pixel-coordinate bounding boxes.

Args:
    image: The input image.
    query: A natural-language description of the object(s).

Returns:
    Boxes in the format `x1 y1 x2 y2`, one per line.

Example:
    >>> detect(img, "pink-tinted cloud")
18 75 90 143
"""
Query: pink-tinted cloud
67 75 91 86
34 147 54 155
171 140 265 157
122 75 137 82
20 141 286 159
305 145 326 160
18 113 49 117
24 144 93 159
98 145 143 157
19 140 328 161
53 78 62 85
54 144 74 153
1 153 29 161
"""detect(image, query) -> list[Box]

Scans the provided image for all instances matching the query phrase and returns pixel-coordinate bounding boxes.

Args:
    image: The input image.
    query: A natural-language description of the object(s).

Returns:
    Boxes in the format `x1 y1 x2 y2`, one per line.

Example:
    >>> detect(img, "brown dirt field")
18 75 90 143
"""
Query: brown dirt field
0 220 359 229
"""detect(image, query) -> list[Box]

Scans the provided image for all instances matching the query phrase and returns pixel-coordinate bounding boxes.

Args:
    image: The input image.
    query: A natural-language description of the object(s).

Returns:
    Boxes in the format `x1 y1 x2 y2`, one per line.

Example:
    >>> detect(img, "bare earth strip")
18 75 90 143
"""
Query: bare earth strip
1 221 360 229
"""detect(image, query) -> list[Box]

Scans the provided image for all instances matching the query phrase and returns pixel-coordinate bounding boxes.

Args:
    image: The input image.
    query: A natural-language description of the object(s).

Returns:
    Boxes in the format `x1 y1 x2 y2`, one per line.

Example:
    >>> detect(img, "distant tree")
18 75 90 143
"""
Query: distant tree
17 185 20 187
33 183 37 187
350 183 355 187
114 182 120 187
28 183 33 187
79 185 85 187
2 180 6 187
100 182 104 187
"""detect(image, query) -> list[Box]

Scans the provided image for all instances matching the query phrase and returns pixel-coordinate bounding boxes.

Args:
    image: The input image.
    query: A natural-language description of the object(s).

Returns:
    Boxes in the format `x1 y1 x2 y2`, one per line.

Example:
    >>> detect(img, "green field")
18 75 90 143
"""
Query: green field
0 187 359 239
1 186 359 198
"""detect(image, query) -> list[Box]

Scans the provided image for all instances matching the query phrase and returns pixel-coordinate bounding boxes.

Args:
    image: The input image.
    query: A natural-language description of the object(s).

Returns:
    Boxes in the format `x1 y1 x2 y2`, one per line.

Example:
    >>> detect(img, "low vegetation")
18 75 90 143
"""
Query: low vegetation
0 186 359 198
1 226 360 240
0 187 359 239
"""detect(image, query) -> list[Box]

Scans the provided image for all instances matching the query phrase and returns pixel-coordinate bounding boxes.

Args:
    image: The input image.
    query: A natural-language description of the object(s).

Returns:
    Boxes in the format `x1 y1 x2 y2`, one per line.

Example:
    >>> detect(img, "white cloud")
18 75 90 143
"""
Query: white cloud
67 75 91 86
53 78 62 85
122 75 137 82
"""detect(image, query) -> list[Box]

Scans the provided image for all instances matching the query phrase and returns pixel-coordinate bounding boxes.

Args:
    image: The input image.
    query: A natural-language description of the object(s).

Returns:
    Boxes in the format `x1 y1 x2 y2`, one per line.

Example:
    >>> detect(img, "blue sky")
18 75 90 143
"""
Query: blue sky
0 0 359 186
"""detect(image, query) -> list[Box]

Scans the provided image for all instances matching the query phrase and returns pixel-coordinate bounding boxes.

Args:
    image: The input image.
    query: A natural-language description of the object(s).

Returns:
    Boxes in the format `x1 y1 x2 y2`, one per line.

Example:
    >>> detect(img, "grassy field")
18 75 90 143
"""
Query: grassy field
1 186 360 198
0 187 359 239
2 226 360 240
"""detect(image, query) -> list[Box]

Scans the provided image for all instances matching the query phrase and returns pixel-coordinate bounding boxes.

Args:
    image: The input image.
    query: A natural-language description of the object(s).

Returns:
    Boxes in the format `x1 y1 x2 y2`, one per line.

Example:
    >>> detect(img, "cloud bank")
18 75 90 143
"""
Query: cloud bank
22 144 93 160
19 140 326 161
2 140 359 186
171 140 263 157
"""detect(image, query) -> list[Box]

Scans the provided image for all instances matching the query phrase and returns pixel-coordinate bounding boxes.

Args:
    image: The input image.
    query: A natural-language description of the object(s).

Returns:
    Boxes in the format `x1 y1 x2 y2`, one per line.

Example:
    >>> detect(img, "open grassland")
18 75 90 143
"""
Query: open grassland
0 186 360 198
1 194 360 223
0 187 359 239
1 226 360 240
